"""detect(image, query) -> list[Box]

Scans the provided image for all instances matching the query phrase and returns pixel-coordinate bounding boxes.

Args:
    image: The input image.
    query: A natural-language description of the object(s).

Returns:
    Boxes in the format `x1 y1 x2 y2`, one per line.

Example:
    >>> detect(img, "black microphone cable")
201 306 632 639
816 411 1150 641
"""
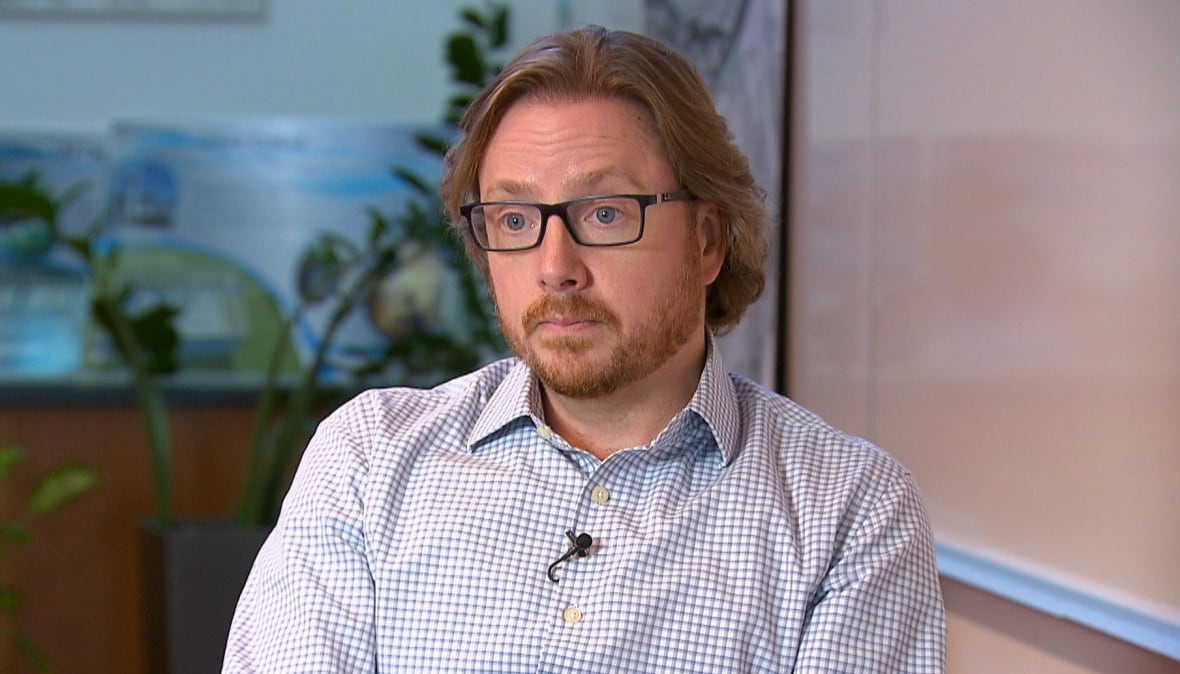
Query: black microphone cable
547 529 593 583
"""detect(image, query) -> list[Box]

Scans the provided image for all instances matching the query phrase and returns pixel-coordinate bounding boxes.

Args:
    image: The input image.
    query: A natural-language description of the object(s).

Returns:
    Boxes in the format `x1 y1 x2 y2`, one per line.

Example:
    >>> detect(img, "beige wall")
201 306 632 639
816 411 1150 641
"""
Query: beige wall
789 1 1180 671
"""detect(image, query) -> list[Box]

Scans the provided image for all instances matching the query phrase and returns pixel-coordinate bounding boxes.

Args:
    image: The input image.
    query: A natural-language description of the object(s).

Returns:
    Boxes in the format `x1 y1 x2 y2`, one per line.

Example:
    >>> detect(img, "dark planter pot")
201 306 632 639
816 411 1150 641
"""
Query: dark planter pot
140 521 270 674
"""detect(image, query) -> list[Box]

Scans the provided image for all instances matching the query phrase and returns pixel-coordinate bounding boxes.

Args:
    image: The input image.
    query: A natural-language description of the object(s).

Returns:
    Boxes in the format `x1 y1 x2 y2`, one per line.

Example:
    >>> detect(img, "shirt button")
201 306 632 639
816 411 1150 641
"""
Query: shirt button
590 485 610 505
562 606 584 624
536 425 553 441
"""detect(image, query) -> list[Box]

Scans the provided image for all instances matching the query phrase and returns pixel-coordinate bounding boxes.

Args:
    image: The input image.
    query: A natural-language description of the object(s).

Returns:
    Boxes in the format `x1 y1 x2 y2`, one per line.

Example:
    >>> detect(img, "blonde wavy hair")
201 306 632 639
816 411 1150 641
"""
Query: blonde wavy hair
440 26 768 334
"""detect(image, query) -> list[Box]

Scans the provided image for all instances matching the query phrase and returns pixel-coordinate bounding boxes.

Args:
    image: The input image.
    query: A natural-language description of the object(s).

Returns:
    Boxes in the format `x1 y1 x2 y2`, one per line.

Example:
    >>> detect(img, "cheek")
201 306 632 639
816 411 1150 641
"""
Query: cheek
487 267 527 315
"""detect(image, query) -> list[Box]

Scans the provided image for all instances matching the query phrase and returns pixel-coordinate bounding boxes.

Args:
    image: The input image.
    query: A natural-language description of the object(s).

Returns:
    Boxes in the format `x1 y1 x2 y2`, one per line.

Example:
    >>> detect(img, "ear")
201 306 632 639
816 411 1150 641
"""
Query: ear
695 202 726 286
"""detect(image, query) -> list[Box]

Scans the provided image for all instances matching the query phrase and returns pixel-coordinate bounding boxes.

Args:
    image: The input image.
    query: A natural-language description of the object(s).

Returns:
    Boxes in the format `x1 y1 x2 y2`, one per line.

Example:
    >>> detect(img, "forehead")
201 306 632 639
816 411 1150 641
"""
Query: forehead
478 97 673 198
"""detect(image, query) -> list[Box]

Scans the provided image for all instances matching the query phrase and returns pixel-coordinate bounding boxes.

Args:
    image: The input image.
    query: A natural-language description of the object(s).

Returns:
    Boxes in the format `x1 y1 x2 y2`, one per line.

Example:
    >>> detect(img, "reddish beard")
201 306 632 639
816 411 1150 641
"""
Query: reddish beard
502 294 622 398
498 254 702 400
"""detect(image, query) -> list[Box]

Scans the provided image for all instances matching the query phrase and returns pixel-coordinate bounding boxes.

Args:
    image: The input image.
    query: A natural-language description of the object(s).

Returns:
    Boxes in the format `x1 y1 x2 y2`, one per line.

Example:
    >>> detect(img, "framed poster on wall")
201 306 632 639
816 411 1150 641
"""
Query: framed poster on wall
0 119 495 392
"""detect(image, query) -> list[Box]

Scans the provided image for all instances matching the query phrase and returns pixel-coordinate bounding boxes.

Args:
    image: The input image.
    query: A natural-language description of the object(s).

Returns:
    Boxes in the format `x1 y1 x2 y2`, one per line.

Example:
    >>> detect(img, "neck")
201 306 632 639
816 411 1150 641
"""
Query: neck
540 334 708 460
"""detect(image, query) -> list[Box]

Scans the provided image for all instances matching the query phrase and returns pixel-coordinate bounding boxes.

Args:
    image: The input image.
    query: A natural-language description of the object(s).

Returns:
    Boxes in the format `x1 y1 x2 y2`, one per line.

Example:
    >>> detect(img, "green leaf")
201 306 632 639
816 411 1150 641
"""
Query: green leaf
0 520 30 546
447 33 486 86
366 206 390 247
489 5 511 48
296 235 353 304
445 93 474 125
10 632 52 674
0 584 20 614
0 446 25 481
27 464 100 515
0 174 58 225
459 8 485 29
63 232 93 259
414 133 451 157
129 304 182 375
447 92 474 109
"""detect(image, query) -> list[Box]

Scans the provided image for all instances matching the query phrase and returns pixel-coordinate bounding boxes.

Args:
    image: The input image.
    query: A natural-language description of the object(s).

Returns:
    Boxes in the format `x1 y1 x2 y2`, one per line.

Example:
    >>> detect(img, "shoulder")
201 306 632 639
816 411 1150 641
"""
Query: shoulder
289 358 521 493
727 372 916 503
301 357 521 470
326 357 519 431
726 374 935 573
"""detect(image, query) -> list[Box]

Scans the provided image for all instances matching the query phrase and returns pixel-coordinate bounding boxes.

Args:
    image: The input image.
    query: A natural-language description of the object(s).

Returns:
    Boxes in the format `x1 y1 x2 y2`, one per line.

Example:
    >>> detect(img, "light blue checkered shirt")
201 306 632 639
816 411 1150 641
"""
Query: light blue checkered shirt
224 340 946 672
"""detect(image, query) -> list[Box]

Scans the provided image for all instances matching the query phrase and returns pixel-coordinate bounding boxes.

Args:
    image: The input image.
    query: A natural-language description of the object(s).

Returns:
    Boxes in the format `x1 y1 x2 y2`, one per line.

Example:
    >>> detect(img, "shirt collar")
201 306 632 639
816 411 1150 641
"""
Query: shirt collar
465 333 743 463
465 358 539 451
685 332 743 464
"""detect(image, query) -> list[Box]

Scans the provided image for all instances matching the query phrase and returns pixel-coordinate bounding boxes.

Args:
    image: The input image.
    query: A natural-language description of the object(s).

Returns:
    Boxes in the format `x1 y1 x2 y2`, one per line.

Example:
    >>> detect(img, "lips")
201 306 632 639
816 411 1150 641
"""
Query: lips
534 314 597 329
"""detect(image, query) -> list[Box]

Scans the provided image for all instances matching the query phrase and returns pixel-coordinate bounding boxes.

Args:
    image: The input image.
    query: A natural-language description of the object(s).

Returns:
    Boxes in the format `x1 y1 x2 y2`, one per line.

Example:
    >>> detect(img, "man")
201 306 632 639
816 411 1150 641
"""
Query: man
224 26 946 673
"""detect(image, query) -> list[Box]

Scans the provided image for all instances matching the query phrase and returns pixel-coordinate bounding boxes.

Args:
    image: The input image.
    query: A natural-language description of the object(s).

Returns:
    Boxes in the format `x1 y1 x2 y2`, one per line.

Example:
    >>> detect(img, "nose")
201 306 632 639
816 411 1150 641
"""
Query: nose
536 213 588 292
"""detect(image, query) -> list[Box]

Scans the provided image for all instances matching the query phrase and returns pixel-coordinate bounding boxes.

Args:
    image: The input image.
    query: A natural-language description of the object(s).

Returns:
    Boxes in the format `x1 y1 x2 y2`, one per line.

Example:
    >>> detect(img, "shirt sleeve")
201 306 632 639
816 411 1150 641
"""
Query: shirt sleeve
222 408 376 673
793 468 948 673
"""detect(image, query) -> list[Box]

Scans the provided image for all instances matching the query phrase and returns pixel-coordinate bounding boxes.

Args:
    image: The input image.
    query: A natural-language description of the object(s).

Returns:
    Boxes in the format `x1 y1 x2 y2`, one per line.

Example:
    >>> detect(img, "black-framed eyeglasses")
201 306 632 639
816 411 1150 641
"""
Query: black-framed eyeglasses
459 190 694 252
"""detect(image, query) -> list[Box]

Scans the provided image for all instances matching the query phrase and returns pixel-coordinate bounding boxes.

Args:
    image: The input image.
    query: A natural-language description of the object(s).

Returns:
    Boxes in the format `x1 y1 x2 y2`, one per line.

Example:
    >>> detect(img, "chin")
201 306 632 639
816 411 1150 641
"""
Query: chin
526 342 614 392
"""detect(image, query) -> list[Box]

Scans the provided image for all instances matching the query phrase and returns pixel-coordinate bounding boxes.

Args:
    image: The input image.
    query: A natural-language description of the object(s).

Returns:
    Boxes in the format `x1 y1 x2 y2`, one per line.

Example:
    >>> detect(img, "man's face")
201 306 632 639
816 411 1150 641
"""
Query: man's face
477 97 722 399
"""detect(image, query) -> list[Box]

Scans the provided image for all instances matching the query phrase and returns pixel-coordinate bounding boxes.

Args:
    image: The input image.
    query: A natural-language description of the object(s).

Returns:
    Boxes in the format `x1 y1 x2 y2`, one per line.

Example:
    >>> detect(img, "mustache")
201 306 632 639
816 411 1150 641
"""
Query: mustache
522 294 618 331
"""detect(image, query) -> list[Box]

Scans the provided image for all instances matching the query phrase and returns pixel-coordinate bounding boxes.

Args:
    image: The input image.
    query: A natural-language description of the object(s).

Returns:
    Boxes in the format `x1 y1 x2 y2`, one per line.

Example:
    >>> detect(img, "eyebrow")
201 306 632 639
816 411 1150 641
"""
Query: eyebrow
482 179 534 200
482 168 642 201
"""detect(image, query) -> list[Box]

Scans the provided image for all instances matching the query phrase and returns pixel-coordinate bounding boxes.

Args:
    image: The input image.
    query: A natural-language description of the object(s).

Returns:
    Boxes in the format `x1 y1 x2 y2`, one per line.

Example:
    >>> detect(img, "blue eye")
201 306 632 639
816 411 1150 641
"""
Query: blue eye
503 212 529 232
593 206 620 225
